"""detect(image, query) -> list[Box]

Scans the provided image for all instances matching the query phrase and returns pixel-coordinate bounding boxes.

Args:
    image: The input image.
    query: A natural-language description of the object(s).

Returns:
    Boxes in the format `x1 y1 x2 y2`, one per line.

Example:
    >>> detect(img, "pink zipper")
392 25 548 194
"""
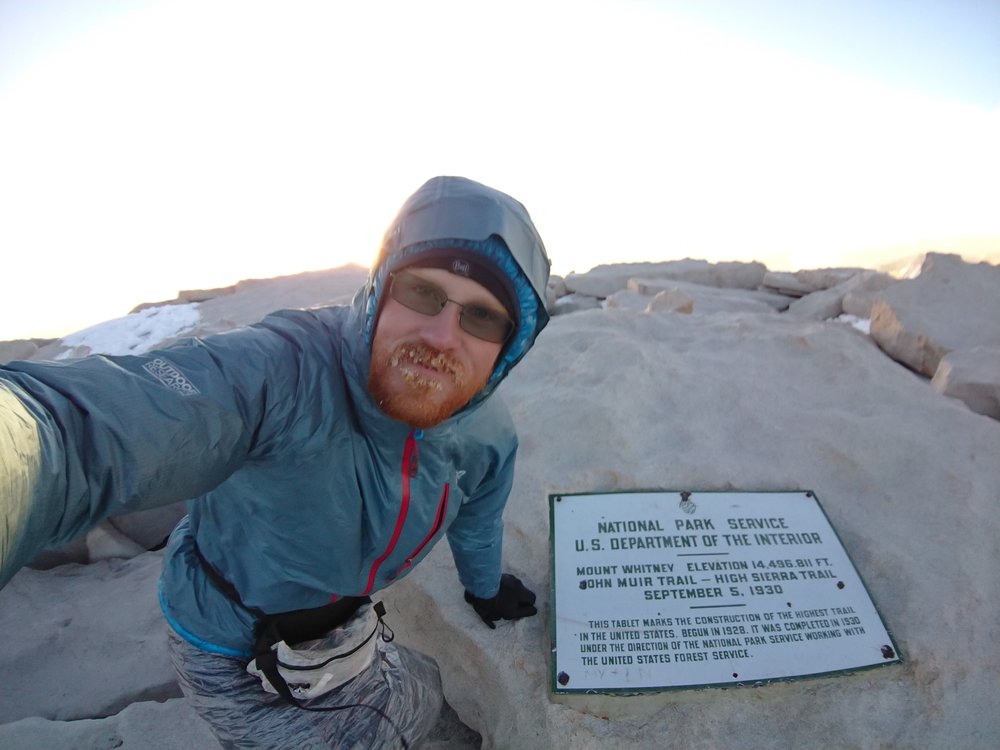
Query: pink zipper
391 484 450 580
361 431 418 596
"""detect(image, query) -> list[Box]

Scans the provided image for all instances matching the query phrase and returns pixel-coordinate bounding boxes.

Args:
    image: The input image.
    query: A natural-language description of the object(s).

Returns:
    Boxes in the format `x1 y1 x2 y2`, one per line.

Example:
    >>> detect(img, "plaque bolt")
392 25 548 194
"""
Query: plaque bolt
679 491 697 514
557 671 570 686
881 645 895 659
836 581 845 589
579 580 587 589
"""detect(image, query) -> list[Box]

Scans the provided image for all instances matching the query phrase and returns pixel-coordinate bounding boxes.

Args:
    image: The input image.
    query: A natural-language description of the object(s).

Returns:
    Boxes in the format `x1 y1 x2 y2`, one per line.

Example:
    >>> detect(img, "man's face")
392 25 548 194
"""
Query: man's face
368 267 507 428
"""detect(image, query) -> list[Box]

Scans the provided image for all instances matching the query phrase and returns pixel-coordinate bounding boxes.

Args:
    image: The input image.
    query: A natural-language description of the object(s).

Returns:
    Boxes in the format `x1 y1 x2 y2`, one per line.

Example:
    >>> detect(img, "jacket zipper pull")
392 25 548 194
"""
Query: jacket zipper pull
407 431 420 478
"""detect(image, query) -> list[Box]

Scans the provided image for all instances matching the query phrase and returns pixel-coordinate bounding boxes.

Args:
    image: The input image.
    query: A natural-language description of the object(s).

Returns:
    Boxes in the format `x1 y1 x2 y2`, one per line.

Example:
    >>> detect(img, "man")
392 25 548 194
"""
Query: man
0 175 551 748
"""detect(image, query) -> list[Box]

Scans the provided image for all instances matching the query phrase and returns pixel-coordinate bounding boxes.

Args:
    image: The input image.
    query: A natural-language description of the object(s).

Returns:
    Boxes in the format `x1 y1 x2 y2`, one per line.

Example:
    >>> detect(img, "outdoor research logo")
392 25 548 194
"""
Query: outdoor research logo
143 358 200 396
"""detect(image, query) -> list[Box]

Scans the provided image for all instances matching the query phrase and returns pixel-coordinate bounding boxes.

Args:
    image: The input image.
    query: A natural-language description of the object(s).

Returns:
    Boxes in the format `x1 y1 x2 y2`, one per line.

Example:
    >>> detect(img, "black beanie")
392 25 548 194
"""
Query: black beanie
395 247 519 327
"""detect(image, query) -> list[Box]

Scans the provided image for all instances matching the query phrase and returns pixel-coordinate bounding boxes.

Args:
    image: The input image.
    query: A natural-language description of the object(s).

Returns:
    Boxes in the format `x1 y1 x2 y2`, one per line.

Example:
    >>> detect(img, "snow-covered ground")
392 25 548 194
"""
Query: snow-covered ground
56 304 202 359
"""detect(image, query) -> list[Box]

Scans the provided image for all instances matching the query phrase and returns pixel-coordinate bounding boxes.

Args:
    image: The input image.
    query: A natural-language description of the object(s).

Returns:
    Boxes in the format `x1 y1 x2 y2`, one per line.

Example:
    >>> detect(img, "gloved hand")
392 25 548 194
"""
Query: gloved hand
464 573 537 629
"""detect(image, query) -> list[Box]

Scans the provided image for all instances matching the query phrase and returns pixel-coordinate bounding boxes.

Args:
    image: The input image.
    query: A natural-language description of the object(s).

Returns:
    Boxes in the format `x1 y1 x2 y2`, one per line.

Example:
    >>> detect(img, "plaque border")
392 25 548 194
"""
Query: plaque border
549 489 903 695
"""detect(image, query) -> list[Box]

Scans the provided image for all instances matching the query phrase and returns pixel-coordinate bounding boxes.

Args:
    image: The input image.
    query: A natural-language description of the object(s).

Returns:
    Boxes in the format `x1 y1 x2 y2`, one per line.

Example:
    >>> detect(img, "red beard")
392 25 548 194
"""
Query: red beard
368 342 489 428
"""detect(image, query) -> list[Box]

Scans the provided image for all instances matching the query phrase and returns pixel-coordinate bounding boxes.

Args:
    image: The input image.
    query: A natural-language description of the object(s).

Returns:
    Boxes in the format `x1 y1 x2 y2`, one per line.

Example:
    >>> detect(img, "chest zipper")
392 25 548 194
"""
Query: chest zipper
361 430 447 596
391 484 450 580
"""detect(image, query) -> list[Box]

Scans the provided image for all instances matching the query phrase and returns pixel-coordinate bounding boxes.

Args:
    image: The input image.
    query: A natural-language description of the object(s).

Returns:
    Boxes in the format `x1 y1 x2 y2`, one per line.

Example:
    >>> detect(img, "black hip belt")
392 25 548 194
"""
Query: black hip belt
191 540 369 646
191 541 405 747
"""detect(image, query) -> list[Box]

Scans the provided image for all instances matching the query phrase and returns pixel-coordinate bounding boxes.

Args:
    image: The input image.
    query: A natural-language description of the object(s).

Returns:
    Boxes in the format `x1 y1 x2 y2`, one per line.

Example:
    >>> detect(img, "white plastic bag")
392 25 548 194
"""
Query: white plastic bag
246 602 380 700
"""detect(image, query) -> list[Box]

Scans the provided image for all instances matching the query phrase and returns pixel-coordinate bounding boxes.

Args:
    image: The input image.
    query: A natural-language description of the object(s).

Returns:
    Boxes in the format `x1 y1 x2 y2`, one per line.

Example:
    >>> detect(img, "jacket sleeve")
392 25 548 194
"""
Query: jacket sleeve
446 440 517 599
0 320 310 589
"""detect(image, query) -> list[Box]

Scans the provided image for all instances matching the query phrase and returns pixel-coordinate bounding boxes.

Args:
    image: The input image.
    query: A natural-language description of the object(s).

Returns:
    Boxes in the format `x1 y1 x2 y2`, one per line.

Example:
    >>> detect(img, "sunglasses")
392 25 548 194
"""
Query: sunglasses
387 271 514 344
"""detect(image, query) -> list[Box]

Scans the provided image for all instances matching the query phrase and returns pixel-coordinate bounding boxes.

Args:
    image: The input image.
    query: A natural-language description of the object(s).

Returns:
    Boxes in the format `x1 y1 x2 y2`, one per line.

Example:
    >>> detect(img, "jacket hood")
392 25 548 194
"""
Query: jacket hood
348 176 551 406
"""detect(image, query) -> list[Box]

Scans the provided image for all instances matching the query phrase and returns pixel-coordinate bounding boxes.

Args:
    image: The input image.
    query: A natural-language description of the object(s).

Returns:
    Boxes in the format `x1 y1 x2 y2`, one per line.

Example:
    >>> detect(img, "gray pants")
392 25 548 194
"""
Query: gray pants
168 631 443 750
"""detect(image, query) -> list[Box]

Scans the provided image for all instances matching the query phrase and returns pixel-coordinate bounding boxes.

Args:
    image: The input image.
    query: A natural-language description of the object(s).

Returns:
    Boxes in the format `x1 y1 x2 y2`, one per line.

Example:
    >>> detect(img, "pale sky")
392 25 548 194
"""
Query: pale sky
1 0 998 341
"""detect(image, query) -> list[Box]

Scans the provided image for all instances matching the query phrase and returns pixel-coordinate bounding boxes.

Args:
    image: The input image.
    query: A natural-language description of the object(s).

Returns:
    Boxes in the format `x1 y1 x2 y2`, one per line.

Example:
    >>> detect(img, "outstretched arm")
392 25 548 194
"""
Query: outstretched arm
0 383 45 587
0 322 305 588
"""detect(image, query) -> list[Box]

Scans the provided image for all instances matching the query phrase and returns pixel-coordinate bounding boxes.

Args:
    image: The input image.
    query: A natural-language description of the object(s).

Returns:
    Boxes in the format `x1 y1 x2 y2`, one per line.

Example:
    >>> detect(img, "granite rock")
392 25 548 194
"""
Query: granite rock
629 277 792 314
0 552 179 723
603 289 653 312
840 270 896 318
645 288 694 314
550 293 603 316
760 271 815 297
546 275 568 310
385 308 1000 749
786 270 896 321
564 259 768 298
870 253 1000 376
0 339 52 366
4 257 1000 750
931 346 1000 419
0 700 222 750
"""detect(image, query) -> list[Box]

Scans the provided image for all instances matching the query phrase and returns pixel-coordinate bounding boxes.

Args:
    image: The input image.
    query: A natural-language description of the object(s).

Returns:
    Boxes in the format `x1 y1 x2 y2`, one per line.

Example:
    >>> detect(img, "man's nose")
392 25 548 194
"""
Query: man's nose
419 301 465 349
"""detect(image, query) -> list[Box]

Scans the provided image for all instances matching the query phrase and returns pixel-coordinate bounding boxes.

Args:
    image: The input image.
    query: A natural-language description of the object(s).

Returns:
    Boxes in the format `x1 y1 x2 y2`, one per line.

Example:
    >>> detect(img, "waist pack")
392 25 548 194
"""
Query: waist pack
193 542 394 704
247 600 387 700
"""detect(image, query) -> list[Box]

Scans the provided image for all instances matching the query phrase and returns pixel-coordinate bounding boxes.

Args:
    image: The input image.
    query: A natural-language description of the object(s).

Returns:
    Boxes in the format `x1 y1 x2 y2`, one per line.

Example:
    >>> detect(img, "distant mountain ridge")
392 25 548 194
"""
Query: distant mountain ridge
0 265 369 364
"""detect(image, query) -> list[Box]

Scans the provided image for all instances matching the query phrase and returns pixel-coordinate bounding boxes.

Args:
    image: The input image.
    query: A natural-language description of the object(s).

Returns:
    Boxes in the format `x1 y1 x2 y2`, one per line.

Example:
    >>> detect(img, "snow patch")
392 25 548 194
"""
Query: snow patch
57 304 201 358
836 314 871 334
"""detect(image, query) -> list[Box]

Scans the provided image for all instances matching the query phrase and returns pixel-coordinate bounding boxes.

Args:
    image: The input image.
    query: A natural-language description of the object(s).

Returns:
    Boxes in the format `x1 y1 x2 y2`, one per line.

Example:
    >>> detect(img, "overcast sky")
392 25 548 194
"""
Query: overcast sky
2 0 998 341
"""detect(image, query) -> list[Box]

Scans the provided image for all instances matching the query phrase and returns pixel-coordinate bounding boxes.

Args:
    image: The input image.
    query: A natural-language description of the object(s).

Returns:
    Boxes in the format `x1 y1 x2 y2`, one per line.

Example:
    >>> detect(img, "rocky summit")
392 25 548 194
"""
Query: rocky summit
1 253 998 749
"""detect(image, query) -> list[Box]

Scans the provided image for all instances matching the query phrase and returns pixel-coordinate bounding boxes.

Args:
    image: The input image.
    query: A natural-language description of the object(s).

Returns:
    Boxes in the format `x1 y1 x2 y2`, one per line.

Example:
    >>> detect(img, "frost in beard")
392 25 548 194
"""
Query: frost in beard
390 345 465 391
401 371 443 390
368 339 486 429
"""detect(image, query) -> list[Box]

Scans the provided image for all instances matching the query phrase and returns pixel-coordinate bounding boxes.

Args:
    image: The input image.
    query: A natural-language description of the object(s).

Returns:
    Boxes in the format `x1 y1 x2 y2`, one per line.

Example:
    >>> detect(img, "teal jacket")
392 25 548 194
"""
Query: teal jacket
0 176 550 657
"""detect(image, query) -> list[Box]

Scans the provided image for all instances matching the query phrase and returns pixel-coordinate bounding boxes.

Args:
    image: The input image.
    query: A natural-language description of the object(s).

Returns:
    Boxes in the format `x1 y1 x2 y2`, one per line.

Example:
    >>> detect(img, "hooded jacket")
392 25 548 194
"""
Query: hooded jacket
0 176 550 657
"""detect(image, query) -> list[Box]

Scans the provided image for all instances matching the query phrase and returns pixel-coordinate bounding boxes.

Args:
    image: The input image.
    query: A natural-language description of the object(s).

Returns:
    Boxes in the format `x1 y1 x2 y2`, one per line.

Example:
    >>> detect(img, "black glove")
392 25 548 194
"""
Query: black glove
464 573 537 629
